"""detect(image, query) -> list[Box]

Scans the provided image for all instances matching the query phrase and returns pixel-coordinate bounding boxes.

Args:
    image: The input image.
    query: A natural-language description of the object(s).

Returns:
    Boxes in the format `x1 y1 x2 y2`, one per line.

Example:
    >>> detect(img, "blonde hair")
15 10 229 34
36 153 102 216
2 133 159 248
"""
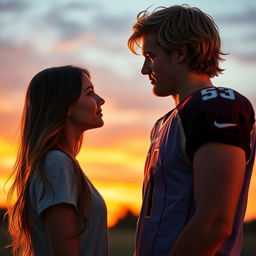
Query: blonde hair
128 5 226 77
7 66 91 255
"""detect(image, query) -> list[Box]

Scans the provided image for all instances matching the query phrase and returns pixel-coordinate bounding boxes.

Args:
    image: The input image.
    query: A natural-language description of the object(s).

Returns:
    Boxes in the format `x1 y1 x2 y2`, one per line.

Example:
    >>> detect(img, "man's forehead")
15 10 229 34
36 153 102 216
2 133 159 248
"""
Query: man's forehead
141 33 158 53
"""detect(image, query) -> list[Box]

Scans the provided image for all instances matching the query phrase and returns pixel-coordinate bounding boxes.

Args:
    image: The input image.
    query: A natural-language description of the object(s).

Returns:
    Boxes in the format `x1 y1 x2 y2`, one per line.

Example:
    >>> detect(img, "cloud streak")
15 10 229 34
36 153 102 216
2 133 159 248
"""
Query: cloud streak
216 8 256 25
0 0 29 12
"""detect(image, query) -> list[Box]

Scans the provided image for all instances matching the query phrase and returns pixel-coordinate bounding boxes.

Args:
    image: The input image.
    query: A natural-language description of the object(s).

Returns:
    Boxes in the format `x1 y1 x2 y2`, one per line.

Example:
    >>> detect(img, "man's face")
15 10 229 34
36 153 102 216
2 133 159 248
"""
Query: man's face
141 33 180 97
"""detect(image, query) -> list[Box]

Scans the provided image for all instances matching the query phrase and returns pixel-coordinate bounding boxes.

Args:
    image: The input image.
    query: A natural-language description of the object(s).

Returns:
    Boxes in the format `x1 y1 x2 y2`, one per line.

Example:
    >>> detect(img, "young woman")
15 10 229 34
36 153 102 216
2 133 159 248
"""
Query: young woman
7 65 108 256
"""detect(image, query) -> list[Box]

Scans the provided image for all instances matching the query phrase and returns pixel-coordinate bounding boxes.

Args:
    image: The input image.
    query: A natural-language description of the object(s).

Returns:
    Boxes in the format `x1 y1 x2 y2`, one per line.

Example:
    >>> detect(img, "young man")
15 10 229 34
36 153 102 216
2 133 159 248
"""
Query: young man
128 5 255 256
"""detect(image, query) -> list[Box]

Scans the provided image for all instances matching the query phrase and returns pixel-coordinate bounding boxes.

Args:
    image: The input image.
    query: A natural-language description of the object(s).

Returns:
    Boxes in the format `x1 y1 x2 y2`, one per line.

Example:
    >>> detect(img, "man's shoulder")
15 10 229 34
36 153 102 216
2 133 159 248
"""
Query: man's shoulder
176 87 254 161
179 86 254 115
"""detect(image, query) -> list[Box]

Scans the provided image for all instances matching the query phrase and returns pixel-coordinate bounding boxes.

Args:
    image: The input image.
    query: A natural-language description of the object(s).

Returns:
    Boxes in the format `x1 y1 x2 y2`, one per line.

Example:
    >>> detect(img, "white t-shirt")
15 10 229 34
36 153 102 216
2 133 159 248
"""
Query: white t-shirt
28 150 108 256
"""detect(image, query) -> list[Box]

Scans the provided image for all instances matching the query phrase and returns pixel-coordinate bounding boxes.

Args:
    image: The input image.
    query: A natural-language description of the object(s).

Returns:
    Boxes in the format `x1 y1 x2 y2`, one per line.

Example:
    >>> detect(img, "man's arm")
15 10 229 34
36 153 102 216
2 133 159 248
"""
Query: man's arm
44 203 80 256
169 142 246 256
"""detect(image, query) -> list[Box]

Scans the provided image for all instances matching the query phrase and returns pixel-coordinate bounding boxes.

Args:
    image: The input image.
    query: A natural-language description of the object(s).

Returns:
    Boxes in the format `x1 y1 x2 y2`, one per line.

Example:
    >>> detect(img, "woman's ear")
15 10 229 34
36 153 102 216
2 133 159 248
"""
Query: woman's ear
67 107 72 117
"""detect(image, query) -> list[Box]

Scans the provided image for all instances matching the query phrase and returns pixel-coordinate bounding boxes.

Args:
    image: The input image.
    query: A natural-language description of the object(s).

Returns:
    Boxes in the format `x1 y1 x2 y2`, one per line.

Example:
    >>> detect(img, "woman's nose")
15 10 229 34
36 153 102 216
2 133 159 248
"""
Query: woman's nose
97 94 105 105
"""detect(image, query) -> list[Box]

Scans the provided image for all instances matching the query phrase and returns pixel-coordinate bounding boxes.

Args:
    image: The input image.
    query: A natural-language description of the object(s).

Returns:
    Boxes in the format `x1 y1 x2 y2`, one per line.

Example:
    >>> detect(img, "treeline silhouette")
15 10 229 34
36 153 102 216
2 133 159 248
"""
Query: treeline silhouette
0 208 7 227
110 210 138 230
243 219 256 234
0 207 138 229
1 207 256 231
1 207 256 256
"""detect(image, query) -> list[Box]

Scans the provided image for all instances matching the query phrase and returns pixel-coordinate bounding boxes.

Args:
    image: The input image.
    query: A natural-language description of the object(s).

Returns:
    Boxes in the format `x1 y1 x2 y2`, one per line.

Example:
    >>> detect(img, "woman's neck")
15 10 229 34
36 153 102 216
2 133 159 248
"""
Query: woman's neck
59 125 83 157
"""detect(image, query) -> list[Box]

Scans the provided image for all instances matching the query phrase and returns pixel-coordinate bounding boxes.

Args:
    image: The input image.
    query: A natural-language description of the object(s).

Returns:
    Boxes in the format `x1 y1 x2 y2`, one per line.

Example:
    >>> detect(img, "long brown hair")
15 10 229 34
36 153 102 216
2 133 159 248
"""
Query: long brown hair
128 5 226 77
7 65 92 256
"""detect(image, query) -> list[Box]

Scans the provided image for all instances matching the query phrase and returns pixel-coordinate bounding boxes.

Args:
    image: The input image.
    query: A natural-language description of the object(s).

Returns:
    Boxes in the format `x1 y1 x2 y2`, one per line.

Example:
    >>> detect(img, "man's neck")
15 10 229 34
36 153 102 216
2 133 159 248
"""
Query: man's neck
173 73 213 106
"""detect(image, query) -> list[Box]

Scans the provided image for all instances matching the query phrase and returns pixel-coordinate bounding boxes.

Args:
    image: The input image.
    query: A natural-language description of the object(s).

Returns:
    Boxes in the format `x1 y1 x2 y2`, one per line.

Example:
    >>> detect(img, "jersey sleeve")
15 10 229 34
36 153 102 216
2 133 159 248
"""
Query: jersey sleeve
30 150 78 216
179 87 255 161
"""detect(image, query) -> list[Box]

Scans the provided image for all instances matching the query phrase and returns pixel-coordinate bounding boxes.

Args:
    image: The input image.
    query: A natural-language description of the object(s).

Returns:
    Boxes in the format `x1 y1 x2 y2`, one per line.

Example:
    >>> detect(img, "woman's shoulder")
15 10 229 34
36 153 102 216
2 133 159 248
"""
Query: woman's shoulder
44 149 75 172
45 149 72 162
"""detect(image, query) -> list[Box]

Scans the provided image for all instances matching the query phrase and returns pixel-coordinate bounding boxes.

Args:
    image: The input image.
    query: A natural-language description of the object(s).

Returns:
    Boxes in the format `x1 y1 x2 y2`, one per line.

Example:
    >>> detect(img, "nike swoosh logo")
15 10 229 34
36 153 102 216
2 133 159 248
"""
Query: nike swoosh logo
214 121 237 128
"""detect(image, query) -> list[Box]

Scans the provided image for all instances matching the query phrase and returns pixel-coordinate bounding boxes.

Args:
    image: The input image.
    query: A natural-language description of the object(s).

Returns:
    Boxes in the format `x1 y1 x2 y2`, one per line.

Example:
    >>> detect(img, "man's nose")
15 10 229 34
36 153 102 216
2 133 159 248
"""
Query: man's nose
141 60 151 75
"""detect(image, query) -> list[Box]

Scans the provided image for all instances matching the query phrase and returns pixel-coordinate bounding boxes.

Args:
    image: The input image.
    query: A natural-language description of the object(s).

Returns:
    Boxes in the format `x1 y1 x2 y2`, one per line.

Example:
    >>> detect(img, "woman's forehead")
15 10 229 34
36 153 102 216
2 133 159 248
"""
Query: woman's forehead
82 73 93 88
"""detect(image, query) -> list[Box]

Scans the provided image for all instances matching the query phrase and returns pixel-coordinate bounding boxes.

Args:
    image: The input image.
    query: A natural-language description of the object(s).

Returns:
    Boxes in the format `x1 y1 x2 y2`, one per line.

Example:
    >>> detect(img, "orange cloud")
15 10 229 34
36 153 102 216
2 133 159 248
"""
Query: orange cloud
0 135 255 227
38 33 97 54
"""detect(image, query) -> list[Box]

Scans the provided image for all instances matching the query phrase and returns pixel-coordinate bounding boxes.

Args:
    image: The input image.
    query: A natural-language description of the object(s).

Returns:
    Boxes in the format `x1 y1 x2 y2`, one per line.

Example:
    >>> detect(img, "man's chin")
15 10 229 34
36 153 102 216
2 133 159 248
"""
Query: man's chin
153 87 171 97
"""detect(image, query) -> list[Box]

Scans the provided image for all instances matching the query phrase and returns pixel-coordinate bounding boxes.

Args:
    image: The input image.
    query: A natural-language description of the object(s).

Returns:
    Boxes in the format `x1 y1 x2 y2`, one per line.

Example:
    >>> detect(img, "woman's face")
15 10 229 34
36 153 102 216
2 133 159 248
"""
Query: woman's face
67 73 105 131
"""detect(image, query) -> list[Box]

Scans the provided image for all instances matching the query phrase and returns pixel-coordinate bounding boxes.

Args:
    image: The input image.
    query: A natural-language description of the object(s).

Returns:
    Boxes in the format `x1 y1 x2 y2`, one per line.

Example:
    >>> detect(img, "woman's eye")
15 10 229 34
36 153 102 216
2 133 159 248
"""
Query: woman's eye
87 89 94 95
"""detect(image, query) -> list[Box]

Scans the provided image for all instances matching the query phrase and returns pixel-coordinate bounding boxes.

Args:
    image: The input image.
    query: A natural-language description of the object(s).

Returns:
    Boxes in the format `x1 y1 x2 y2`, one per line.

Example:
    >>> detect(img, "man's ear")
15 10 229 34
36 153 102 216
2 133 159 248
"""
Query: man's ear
176 45 188 64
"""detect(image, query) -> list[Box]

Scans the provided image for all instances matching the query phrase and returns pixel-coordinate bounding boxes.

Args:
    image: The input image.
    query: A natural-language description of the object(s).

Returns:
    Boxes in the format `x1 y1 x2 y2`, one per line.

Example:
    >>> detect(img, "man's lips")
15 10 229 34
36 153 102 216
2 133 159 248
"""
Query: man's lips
149 75 157 84
150 77 156 84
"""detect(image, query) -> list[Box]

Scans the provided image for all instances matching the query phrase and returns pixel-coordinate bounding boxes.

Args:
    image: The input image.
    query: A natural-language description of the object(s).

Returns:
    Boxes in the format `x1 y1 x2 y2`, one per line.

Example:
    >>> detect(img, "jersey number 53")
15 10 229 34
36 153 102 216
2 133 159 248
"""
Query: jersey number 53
201 87 235 101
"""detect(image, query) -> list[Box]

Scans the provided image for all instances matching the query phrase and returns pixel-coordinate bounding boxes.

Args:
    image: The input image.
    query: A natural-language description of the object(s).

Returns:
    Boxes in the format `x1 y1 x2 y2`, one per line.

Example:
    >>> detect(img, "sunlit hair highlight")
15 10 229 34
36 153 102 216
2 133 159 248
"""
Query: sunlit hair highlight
7 65 92 256
128 5 226 77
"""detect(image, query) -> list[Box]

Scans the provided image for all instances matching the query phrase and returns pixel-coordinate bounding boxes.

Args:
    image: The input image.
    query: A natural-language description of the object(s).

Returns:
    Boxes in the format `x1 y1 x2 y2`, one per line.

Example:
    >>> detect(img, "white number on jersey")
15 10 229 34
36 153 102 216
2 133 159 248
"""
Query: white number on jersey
201 87 235 101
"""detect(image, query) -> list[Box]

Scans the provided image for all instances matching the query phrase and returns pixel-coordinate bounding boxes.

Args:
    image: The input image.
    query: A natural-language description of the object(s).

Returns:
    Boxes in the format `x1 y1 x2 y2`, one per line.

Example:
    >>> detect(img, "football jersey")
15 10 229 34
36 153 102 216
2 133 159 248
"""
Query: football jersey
135 87 255 256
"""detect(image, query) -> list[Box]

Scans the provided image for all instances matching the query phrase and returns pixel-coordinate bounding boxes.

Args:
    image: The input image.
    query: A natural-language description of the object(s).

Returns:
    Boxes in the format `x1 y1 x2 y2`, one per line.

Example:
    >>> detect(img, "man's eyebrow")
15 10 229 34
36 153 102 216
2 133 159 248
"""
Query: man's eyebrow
143 51 153 56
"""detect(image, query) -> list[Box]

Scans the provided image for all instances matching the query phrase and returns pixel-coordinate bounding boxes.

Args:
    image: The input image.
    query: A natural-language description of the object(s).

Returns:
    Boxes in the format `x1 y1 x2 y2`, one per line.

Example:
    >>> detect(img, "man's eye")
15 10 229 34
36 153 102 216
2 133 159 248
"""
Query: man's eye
146 55 154 61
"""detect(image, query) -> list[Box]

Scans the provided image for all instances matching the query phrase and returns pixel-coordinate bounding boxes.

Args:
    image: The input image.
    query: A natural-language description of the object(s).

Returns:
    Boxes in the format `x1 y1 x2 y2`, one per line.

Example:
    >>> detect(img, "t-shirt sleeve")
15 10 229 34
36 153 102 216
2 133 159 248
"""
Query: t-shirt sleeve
30 150 78 216
180 88 255 161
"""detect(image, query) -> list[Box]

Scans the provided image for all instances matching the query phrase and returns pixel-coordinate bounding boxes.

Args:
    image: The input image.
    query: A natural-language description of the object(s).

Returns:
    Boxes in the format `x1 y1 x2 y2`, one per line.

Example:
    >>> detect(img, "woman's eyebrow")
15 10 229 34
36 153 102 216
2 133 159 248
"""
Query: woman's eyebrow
84 85 94 91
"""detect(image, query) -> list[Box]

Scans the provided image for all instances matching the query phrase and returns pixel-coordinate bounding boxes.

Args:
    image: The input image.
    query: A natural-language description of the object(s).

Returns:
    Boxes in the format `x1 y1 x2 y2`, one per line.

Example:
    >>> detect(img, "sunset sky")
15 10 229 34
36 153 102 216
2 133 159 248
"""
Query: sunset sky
0 0 255 227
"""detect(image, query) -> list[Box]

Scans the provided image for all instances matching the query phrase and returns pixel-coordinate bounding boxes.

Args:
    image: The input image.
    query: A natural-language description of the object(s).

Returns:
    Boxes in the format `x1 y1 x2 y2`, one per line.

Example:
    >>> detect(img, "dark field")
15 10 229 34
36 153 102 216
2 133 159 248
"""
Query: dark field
1 209 255 256
0 225 135 256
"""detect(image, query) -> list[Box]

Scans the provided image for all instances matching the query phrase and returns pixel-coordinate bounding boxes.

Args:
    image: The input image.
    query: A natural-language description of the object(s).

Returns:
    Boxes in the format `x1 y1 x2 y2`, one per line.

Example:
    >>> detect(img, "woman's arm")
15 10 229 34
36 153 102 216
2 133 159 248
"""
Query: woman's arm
44 203 80 256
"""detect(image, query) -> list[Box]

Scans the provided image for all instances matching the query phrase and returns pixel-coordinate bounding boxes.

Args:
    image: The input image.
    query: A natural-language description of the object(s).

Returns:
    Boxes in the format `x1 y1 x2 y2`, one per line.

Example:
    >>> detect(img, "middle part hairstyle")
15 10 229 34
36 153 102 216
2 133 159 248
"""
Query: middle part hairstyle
128 5 226 77
8 65 92 256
